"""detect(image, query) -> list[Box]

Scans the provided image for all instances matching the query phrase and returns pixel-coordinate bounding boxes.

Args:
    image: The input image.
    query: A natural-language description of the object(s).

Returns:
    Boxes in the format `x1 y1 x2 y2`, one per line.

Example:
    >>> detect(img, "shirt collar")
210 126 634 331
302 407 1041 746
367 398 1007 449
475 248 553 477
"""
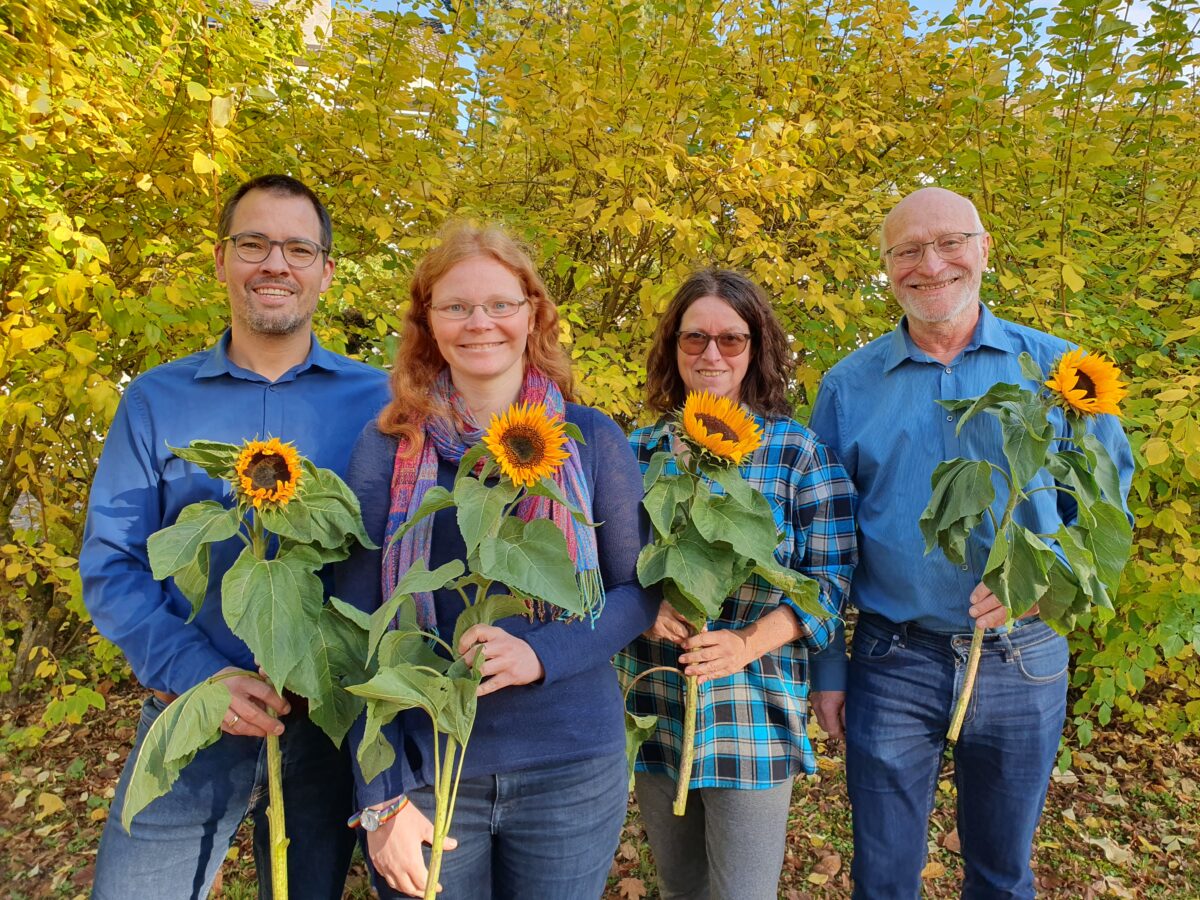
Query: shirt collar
883 302 1013 372
195 329 345 381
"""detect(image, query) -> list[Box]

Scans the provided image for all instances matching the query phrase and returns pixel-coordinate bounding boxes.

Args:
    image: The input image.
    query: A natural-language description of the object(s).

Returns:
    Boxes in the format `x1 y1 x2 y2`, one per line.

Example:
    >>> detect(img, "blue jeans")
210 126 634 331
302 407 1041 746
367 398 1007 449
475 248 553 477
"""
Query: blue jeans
845 614 1068 900
93 695 356 899
372 751 628 900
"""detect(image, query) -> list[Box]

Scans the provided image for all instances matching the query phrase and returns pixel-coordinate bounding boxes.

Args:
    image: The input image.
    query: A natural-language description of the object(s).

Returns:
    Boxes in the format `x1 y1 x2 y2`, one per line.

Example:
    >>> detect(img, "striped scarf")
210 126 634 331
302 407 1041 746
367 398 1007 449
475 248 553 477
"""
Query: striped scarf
382 367 603 631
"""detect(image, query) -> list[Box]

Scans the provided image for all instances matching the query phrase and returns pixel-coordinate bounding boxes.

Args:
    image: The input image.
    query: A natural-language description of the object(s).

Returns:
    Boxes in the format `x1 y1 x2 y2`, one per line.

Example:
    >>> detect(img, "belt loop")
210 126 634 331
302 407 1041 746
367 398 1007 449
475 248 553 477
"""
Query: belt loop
998 631 1015 662
896 621 909 649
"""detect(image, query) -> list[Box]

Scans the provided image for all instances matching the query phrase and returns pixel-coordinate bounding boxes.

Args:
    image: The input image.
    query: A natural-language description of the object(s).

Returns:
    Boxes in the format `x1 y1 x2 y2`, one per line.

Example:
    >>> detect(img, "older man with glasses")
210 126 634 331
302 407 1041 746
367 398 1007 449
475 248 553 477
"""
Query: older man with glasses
809 187 1133 899
82 174 389 898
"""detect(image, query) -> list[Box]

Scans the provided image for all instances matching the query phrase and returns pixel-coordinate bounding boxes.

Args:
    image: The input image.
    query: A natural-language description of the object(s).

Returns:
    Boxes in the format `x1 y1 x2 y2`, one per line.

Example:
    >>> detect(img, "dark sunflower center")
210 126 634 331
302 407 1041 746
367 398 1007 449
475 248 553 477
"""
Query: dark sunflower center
696 413 739 442
1074 370 1097 399
247 453 292 490
502 426 546 466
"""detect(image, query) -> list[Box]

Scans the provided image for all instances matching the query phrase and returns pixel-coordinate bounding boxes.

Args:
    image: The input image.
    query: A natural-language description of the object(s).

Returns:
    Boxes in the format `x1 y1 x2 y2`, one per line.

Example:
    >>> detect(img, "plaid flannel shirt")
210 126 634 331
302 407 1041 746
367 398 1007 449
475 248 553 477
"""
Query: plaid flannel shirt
616 415 858 787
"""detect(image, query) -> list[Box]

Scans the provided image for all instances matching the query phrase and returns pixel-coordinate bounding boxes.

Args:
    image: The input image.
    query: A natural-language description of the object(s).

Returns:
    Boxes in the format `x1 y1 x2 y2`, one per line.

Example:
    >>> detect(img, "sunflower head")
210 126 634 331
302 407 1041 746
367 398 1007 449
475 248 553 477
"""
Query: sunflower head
234 438 303 508
482 402 571 488
1044 349 1128 418
679 391 763 466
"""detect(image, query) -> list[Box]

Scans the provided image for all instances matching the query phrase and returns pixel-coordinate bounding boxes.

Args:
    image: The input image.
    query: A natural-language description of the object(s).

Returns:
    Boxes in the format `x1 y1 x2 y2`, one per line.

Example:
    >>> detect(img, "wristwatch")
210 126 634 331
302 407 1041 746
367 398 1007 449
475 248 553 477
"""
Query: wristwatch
349 795 409 831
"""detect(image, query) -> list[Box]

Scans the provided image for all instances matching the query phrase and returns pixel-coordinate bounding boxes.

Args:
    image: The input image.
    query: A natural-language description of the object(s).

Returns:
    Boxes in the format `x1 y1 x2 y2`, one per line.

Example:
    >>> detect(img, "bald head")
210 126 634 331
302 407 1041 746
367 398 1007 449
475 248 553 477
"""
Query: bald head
880 188 985 257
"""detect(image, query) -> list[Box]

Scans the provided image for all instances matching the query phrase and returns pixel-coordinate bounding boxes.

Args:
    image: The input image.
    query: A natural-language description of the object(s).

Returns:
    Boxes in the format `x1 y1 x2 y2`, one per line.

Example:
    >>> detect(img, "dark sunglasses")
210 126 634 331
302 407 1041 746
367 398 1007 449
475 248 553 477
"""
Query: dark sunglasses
675 331 751 357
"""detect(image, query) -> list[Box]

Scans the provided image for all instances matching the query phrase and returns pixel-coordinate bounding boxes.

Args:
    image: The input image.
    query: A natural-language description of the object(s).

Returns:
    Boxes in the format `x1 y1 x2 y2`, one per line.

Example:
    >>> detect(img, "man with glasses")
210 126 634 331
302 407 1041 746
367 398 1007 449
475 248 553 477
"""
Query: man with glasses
809 187 1132 898
82 174 389 898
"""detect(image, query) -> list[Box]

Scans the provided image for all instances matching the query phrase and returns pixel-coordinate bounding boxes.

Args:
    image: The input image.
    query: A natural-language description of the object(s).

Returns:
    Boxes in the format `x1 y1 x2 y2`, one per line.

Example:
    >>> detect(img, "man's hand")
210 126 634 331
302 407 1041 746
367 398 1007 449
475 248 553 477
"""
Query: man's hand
968 583 1040 630
366 800 457 897
811 690 846 741
217 666 289 738
644 600 692 645
678 627 753 685
457 625 544 697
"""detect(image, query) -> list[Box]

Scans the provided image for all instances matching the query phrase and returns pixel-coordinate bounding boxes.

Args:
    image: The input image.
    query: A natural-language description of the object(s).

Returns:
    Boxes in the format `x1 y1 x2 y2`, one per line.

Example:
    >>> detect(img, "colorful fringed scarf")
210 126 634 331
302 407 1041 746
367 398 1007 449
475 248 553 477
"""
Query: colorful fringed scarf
382 367 603 631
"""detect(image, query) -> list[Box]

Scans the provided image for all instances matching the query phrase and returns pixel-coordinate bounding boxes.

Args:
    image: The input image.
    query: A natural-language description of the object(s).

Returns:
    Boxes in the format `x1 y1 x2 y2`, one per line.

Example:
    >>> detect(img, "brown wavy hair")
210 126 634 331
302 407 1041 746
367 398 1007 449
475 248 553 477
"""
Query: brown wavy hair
377 222 573 451
644 268 794 418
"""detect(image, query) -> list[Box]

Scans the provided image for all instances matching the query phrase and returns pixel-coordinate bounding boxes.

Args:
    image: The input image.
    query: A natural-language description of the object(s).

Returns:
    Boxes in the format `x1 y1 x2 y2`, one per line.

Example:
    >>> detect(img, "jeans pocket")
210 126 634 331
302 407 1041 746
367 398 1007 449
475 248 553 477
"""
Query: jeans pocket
853 632 899 663
1013 636 1069 684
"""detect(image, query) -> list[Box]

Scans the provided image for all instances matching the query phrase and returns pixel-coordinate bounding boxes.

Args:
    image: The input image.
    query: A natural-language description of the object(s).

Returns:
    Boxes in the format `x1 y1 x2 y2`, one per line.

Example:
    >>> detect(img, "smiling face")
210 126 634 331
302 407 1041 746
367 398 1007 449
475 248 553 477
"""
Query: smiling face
882 188 990 329
675 295 752 403
215 188 333 338
428 254 533 398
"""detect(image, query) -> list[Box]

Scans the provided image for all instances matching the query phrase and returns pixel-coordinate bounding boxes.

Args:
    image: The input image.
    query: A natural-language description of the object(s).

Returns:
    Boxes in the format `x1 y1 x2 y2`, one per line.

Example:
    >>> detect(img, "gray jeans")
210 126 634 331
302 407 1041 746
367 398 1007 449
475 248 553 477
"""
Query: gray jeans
634 771 794 900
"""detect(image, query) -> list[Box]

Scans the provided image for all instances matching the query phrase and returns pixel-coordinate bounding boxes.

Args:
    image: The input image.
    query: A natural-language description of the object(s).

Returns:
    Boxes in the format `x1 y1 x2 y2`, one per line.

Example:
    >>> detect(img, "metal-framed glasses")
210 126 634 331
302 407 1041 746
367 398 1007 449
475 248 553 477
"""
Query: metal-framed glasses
885 232 984 267
675 331 752 357
223 232 328 268
429 298 529 320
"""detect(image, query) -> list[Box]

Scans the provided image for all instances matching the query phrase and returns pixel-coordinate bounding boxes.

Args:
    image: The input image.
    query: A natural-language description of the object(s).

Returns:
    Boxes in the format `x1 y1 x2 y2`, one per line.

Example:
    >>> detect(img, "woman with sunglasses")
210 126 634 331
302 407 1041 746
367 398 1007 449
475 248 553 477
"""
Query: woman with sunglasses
337 223 656 899
617 269 858 900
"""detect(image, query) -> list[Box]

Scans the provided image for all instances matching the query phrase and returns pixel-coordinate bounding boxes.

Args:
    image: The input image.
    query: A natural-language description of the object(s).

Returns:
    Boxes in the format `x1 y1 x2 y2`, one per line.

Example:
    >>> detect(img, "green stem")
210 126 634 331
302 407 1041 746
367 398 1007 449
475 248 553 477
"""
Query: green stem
672 674 699 816
266 724 289 899
425 732 459 900
947 624 984 744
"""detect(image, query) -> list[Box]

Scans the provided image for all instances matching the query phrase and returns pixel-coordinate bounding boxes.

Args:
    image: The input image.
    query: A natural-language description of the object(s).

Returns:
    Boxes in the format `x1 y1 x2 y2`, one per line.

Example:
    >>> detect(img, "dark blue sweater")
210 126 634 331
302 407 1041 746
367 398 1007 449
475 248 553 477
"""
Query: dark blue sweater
337 403 657 806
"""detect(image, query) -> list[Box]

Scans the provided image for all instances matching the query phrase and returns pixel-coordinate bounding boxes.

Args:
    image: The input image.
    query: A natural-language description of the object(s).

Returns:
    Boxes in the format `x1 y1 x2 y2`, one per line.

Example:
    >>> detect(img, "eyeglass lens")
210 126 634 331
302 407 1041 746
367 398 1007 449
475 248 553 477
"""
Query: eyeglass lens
888 233 976 265
231 233 323 268
677 332 750 357
431 299 527 320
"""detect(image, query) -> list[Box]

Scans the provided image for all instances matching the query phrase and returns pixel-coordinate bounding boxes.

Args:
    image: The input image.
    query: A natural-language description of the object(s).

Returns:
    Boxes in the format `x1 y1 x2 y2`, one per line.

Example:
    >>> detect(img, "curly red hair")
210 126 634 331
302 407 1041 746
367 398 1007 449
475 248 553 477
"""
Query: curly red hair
377 222 573 452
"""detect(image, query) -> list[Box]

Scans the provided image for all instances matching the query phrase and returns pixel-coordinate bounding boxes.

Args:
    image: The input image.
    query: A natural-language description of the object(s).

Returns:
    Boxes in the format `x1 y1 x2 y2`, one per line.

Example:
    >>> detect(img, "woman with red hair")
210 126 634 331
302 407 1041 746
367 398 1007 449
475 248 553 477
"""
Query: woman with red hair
337 223 655 899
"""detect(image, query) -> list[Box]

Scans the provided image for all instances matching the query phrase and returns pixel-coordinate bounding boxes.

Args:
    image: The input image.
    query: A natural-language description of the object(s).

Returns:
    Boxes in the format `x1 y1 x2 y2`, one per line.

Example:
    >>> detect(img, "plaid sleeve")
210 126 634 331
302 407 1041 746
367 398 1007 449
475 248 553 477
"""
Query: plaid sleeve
783 435 858 651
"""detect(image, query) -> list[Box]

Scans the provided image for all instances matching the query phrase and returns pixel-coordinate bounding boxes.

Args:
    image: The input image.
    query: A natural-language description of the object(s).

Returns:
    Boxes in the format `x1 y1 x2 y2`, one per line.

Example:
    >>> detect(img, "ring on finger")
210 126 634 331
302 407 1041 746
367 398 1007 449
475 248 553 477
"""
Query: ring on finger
227 712 241 727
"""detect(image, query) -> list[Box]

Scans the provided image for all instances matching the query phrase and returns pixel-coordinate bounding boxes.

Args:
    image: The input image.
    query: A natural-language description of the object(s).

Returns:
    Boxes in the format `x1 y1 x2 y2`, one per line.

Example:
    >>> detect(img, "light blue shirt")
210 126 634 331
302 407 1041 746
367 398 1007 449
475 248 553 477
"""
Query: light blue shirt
808 304 1133 690
80 331 390 696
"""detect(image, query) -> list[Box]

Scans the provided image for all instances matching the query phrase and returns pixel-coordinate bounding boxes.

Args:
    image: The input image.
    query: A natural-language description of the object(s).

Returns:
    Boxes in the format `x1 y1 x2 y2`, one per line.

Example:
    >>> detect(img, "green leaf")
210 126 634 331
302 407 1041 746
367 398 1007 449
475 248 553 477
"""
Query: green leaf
259 497 313 544
221 545 325 690
478 518 583 615
120 677 233 832
642 473 695 537
1052 523 1110 610
147 501 241 581
367 559 464 662
438 673 480 745
455 443 490 483
1039 560 1082 634
995 395 1055 491
167 441 240 480
982 526 1056 618
937 382 1024 430
636 521 736 619
1018 351 1045 382
390 486 455 547
378 630 448 672
919 459 995 564
561 421 585 445
642 450 675 491
697 460 755 508
752 561 826 620
691 490 780 565
299 464 375 550
172 544 211 622
1081 433 1124 507
662 581 708 631
1045 450 1100 507
525 476 596 525
452 594 530 651
1072 500 1133 590
624 710 658 781
456 477 520 558
287 600 371 746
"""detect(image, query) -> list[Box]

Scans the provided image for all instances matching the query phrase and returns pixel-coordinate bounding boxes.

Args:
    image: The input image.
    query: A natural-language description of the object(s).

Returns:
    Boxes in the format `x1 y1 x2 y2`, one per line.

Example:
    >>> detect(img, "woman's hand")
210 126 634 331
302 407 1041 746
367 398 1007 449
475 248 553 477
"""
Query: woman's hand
644 600 692 645
366 800 457 897
678 627 753 685
457 624 545 697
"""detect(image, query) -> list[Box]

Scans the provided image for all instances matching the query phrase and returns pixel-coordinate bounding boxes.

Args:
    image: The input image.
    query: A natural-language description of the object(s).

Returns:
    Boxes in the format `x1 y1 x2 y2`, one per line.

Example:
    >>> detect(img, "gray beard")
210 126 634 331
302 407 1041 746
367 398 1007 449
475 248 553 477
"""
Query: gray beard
243 308 311 335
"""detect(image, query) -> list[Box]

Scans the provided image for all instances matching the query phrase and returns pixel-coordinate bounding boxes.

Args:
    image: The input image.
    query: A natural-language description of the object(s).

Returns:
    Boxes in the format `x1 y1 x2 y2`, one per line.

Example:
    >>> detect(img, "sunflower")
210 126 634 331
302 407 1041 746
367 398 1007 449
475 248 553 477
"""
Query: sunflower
482 402 571 488
234 438 303 508
679 391 763 465
1044 349 1128 417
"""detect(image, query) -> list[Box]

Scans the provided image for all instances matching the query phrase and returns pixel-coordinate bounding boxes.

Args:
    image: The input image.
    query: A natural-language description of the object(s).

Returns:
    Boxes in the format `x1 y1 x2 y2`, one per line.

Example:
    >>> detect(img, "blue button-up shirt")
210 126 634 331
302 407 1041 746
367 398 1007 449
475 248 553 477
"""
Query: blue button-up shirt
80 331 389 696
808 304 1133 690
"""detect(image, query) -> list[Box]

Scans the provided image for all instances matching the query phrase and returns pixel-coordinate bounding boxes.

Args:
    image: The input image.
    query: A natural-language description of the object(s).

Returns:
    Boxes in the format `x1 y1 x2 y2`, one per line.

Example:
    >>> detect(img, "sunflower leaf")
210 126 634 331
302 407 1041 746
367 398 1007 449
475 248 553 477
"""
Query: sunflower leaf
692 490 779 564
378 630 448 672
478 518 583 615
368 559 464 661
937 382 1024 434
919 459 995 564
148 501 242 581
390 486 455 547
982 526 1055 618
120 676 233 832
287 600 370 747
625 710 659 781
751 561 826 620
452 594 531 651
456 478 519 558
642 474 695 537
642 450 675 491
561 421 586 444
1018 351 1045 383
300 465 375 550
455 443 490 483
167 440 241 480
1071 500 1132 591
1045 450 1101 507
1080 433 1125 508
173 544 211 622
221 545 325 690
525 476 596 525
636 521 736 619
696 460 755 508
994 395 1055 492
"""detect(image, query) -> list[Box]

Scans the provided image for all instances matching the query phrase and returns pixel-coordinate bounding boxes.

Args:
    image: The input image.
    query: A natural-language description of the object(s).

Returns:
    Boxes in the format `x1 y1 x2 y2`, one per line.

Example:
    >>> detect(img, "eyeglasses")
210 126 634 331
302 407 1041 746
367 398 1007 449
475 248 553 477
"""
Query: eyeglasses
223 232 328 268
885 232 984 267
429 298 529 320
675 331 752 357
